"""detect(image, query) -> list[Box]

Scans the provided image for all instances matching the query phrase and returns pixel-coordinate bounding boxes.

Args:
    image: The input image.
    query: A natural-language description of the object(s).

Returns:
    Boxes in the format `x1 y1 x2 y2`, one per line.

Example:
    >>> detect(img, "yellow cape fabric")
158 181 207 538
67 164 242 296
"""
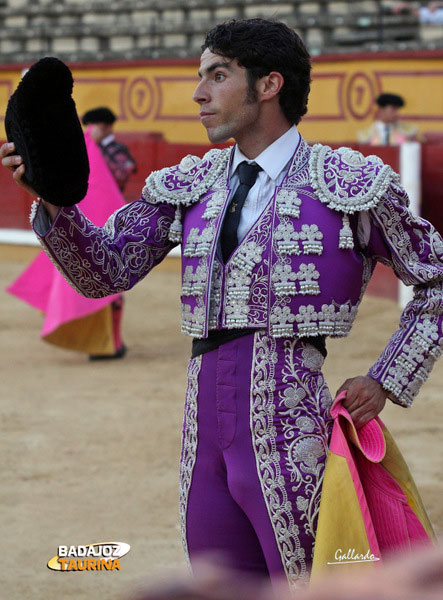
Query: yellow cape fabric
311 426 435 580
44 305 114 355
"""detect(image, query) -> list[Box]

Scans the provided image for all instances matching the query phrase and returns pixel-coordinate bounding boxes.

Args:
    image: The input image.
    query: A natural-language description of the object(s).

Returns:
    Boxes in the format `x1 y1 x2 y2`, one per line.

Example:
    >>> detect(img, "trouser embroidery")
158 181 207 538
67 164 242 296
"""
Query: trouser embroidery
180 333 332 586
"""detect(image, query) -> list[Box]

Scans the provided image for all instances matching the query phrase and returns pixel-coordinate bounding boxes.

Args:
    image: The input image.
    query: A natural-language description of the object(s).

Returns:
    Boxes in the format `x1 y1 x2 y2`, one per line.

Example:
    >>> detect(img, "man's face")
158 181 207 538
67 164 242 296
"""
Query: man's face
378 105 400 124
192 49 260 145
88 122 113 143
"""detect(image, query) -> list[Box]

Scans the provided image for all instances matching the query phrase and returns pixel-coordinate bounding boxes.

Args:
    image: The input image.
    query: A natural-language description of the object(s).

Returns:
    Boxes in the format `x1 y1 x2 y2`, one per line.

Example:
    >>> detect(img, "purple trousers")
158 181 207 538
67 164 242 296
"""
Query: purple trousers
179 331 333 588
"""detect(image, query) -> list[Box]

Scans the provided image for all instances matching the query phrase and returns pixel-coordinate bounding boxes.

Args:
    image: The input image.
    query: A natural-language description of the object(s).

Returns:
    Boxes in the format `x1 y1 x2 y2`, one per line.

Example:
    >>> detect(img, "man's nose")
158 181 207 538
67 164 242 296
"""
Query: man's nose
192 80 208 104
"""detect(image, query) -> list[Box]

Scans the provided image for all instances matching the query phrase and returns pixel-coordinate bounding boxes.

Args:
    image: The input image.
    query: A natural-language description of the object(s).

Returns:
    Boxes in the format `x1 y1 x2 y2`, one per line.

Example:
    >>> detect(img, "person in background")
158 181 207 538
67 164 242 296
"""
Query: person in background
357 92 419 145
79 106 138 360
6 130 128 360
392 1 443 25
82 106 137 193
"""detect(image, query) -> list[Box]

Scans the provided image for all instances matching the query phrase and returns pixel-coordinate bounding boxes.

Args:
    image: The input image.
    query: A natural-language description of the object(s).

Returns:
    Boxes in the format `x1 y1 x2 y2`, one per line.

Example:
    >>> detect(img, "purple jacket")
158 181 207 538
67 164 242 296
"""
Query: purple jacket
32 138 442 407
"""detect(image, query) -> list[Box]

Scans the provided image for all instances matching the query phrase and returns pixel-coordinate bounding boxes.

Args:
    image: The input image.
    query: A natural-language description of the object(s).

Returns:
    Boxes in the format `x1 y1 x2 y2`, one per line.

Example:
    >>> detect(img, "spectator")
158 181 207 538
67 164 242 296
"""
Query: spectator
392 2 443 25
357 92 419 145
82 106 137 193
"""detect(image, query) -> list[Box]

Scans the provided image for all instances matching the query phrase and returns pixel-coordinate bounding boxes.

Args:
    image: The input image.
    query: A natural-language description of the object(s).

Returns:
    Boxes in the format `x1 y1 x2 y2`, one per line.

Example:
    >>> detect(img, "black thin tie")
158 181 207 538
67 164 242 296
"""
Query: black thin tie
220 161 262 262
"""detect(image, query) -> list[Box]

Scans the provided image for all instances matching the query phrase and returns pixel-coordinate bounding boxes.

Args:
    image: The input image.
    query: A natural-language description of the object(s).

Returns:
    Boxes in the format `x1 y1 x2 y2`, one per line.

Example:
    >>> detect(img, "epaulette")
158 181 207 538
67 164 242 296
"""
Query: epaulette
142 147 231 207
309 144 399 214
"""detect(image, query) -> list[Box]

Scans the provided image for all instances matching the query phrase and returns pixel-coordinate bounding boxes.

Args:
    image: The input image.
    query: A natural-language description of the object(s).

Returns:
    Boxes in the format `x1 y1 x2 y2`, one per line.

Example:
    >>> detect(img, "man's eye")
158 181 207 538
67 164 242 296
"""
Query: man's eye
215 72 225 81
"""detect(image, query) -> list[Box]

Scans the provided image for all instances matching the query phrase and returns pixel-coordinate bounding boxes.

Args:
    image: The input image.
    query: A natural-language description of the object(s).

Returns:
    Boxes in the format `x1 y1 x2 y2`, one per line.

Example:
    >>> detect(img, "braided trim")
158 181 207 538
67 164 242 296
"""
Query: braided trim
142 147 231 207
309 144 399 214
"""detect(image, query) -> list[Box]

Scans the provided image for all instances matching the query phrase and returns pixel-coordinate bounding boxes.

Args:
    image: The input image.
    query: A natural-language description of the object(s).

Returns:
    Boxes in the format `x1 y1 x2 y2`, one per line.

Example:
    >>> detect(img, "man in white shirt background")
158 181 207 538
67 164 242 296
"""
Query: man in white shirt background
357 92 419 145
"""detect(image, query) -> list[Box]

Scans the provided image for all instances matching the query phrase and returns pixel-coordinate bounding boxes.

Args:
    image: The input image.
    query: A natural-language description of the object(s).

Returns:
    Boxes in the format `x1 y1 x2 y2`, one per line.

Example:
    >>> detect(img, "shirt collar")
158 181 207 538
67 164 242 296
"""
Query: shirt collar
101 133 115 147
230 126 300 181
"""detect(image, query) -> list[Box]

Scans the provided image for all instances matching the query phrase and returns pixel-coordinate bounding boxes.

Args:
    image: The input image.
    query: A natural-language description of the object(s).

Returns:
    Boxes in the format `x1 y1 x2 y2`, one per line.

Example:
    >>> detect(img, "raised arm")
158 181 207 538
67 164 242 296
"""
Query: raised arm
1 142 177 297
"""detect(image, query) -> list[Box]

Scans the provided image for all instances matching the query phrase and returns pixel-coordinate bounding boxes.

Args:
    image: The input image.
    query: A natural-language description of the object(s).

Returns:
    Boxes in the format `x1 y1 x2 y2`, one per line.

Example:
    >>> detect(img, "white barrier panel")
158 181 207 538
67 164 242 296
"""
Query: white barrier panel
398 142 421 309
0 228 38 246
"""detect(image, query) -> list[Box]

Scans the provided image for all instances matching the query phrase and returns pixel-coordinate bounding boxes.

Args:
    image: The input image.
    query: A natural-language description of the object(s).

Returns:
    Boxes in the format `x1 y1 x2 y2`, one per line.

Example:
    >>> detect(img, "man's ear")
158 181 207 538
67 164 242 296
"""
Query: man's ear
257 71 284 101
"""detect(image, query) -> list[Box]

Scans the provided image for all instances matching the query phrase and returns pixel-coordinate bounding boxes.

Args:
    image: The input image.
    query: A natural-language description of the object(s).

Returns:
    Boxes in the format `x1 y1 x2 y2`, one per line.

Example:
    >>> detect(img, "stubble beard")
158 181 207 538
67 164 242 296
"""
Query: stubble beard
205 87 259 145
205 123 234 144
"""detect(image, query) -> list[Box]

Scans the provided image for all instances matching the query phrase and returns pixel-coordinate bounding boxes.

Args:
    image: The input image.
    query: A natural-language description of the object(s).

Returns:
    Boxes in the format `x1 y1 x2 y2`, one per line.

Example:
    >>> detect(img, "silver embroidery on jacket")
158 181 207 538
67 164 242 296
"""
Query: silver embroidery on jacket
291 302 359 337
297 263 321 295
182 264 209 297
276 189 302 219
223 203 274 329
309 144 398 214
182 304 206 336
208 258 223 329
183 224 215 258
271 263 321 297
202 191 228 220
181 167 231 336
367 189 443 406
270 304 297 336
43 202 173 298
274 222 301 256
299 224 324 255
143 148 231 207
225 242 265 328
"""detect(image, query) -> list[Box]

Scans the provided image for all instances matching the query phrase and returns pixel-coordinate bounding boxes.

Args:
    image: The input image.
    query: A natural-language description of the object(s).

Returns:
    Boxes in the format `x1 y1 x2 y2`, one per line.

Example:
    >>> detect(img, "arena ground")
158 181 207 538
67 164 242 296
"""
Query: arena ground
1 245 442 600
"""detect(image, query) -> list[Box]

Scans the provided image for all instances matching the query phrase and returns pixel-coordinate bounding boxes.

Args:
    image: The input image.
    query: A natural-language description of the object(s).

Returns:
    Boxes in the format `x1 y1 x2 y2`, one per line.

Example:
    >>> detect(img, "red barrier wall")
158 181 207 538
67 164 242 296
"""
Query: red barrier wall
421 144 443 235
0 166 34 229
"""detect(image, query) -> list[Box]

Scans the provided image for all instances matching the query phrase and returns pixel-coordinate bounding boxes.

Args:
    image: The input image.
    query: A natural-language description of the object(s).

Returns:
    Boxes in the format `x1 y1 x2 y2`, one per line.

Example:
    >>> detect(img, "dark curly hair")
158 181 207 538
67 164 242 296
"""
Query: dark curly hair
202 19 311 125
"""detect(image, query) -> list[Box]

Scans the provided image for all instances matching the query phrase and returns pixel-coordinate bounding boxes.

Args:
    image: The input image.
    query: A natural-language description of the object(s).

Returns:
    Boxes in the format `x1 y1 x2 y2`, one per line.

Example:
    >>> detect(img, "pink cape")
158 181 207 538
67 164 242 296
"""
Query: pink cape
311 391 434 579
7 130 125 341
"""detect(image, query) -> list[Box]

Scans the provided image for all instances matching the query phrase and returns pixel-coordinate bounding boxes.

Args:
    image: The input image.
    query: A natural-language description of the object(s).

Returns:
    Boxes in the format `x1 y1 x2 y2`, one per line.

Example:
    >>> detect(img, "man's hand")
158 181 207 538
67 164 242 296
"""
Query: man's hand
1 142 59 219
0 142 39 197
335 376 388 429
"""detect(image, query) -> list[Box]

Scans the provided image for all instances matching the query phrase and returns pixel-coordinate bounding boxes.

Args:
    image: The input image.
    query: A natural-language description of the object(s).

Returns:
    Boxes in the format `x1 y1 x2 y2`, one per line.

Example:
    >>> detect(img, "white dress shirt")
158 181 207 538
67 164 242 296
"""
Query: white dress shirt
419 7 443 25
374 121 391 146
228 126 372 249
228 126 300 243
101 133 116 147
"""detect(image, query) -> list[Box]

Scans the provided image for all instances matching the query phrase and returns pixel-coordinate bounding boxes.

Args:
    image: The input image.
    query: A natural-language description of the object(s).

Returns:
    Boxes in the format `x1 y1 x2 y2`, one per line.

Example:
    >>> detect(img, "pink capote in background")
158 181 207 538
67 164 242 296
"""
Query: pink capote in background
6 129 125 338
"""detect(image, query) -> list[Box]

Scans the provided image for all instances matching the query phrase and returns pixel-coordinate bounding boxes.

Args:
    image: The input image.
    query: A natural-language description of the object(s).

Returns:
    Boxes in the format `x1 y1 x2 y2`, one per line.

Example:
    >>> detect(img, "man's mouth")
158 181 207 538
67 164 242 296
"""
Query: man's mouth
200 111 215 121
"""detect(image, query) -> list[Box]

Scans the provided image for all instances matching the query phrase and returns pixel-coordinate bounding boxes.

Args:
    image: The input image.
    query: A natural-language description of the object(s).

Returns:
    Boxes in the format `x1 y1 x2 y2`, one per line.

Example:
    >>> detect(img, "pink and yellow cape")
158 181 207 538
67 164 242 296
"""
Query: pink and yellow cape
311 392 435 579
7 130 126 355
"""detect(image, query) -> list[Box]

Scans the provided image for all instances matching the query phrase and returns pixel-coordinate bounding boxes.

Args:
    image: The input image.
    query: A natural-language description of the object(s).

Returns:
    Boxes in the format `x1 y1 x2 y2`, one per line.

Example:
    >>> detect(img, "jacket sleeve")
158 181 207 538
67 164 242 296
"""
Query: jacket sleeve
365 181 443 407
31 197 177 298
